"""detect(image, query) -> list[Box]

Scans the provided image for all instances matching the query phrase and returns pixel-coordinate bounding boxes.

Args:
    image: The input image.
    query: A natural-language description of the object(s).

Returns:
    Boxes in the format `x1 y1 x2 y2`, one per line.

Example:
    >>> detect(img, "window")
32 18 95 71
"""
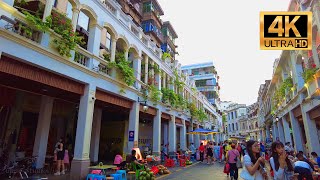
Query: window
53 0 58 7
143 2 153 13
106 32 111 50
232 123 234 131
66 2 73 20
77 11 90 31
236 123 238 131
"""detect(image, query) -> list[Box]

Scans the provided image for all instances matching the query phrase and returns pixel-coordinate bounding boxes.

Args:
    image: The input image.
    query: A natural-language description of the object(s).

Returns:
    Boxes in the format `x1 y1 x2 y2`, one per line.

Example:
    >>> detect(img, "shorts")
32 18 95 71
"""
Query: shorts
207 152 213 157
57 151 64 160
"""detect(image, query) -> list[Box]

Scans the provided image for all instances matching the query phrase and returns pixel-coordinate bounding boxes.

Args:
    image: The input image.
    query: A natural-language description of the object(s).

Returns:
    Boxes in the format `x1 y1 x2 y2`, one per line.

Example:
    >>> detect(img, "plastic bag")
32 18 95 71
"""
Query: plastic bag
224 163 230 174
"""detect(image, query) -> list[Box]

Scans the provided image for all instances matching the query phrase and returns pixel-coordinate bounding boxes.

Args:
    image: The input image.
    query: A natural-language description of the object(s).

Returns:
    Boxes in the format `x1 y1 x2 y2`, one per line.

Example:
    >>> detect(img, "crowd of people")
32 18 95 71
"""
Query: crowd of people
194 139 319 180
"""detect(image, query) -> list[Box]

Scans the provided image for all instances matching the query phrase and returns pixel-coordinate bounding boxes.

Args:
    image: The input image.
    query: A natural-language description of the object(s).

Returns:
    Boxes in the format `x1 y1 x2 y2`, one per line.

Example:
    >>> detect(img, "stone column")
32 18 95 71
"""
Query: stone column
194 124 200 147
163 122 168 145
32 96 54 169
71 84 96 179
88 24 102 56
155 67 161 90
180 119 187 151
89 108 102 163
266 124 271 141
110 38 117 77
282 116 292 144
72 9 80 32
125 49 129 61
150 61 155 85
162 73 166 89
127 102 140 153
289 111 304 152
188 122 194 145
42 0 54 21
301 105 320 154
144 56 149 84
169 115 176 153
290 51 304 90
133 56 142 89
277 120 285 143
153 110 161 155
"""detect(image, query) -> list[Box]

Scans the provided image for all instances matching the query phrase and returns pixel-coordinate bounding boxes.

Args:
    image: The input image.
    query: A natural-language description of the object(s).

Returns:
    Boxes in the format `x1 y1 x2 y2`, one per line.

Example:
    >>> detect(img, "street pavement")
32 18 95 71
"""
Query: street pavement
158 161 232 180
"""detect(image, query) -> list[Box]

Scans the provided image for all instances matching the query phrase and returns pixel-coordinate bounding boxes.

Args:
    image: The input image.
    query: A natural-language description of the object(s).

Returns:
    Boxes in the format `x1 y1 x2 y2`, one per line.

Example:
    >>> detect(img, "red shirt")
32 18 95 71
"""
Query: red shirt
199 145 205 152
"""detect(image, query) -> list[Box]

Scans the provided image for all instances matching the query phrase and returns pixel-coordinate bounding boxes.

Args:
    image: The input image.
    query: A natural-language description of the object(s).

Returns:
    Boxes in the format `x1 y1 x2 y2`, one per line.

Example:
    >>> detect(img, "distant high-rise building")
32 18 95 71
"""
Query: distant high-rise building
181 61 220 105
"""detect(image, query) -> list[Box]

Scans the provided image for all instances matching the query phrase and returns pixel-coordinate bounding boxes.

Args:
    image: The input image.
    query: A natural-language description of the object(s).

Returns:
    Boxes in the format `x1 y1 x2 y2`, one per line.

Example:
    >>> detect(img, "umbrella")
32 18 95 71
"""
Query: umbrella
186 128 219 135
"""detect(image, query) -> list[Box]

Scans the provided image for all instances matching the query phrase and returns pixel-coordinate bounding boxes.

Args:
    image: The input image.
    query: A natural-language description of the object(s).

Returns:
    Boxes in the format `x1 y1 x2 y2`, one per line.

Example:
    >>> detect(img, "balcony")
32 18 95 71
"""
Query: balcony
116 0 142 26
141 21 163 46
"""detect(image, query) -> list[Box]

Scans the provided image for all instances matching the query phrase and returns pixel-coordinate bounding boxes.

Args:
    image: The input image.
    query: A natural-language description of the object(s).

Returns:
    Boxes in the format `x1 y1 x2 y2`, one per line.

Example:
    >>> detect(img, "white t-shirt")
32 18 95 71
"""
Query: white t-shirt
243 155 264 180
269 157 294 180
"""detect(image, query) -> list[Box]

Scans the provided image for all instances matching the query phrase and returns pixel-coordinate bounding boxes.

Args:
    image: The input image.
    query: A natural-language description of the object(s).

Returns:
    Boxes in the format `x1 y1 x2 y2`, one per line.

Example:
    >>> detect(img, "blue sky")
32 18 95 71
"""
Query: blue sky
158 0 291 105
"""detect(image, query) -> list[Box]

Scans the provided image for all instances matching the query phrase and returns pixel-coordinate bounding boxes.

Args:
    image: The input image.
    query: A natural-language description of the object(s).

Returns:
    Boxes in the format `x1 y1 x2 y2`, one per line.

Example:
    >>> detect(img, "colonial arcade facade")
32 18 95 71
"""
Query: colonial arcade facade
0 0 222 179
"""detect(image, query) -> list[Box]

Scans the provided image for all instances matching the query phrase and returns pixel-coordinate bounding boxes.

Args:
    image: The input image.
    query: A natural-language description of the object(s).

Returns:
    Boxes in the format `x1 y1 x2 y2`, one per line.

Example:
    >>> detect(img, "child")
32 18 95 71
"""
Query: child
64 149 70 171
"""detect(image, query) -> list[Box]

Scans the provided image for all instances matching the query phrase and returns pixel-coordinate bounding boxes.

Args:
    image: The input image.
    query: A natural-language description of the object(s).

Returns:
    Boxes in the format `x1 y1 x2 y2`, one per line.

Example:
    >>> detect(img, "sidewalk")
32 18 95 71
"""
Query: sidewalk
156 161 200 180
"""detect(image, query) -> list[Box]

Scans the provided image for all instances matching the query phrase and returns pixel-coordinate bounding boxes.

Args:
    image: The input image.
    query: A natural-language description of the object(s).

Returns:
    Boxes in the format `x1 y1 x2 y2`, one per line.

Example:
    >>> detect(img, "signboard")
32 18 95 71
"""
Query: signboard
129 131 134 142
260 11 312 50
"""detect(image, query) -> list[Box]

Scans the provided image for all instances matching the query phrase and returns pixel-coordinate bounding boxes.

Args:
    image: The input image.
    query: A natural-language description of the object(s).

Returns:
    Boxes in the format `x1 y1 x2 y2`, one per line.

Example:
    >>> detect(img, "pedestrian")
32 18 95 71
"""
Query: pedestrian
189 143 196 160
226 143 240 180
240 140 267 180
199 143 205 162
310 152 320 166
206 142 214 164
294 153 313 180
220 142 224 163
214 142 220 162
270 141 294 180
54 138 65 175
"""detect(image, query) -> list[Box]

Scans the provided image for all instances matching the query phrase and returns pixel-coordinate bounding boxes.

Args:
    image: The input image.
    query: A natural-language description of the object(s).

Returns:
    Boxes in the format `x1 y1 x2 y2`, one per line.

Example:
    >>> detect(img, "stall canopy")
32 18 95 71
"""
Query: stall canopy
186 128 219 135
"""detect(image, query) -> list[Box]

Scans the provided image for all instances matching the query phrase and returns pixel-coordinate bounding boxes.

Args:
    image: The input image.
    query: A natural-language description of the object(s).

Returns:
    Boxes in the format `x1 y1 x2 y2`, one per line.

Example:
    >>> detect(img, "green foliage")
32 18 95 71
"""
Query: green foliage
148 85 161 104
176 94 187 110
153 64 161 74
301 68 318 83
103 53 110 61
109 52 135 86
161 52 171 60
272 76 294 107
174 70 184 90
119 88 126 94
23 10 84 57
222 115 227 123
197 109 208 122
161 88 178 107
188 102 198 118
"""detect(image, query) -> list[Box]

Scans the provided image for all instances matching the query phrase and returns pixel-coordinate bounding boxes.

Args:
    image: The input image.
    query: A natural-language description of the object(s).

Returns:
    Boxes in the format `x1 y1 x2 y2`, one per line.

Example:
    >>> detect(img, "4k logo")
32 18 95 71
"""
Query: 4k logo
260 12 312 50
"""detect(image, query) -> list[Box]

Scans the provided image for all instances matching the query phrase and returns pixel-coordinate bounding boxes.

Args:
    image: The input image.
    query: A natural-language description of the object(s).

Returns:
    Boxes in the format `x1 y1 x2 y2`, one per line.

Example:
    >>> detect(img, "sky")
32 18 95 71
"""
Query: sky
158 0 292 105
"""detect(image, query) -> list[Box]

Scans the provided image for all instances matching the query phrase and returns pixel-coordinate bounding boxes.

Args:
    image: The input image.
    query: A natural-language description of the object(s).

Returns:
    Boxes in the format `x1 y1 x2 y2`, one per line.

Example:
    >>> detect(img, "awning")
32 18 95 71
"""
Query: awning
186 128 219 135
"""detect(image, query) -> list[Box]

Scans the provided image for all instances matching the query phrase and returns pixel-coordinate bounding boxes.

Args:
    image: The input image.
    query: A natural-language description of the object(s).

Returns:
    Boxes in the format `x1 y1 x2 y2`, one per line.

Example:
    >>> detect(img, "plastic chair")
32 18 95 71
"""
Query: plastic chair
91 170 102 175
110 174 122 180
86 174 107 180
116 170 126 180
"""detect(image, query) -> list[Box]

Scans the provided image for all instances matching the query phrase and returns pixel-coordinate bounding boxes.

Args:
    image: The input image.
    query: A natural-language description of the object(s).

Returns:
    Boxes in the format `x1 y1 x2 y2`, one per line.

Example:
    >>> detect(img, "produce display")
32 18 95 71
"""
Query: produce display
156 165 170 175
138 168 156 180
186 159 192 165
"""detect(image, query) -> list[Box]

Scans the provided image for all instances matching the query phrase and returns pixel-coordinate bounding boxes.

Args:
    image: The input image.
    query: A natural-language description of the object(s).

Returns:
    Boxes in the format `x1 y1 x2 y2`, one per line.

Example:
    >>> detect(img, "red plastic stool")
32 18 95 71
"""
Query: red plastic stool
179 159 186 167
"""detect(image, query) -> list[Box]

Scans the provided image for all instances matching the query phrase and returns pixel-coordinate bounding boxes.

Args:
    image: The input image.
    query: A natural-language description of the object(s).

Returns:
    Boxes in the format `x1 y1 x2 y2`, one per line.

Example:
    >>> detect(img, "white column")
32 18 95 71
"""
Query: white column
125 49 129 61
42 0 54 21
72 9 80 32
90 108 102 163
153 110 161 155
163 123 168 145
88 24 102 56
32 96 54 169
133 56 142 89
278 120 285 143
289 111 304 152
188 123 194 145
144 56 149 84
169 116 176 153
110 38 117 77
155 68 161 90
301 105 320 154
71 84 96 179
290 51 304 90
128 102 140 153
282 116 292 144
180 119 187 151
194 124 200 147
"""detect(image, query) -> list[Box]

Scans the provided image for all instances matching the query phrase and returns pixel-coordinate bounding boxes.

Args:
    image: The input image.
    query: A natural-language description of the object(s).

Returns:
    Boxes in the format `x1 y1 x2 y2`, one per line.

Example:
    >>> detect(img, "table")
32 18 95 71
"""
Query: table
88 165 117 175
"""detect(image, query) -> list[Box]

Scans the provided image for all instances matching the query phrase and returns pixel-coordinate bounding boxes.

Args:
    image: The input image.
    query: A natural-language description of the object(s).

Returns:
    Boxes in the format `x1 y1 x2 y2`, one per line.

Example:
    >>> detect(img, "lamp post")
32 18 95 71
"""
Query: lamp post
138 97 148 111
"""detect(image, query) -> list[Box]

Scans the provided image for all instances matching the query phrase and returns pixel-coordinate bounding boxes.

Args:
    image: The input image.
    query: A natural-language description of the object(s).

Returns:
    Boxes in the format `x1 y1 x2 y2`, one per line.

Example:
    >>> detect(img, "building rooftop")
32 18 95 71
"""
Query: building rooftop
142 0 164 15
181 61 214 70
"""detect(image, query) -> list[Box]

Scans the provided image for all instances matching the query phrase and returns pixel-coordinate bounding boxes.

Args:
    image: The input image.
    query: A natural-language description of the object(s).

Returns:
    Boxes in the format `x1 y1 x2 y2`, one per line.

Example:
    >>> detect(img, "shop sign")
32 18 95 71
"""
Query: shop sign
129 131 134 141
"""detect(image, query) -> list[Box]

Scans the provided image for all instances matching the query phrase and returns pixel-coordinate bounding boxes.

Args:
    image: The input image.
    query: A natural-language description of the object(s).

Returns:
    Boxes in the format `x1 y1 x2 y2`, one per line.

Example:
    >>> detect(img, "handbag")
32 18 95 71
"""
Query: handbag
223 163 230 174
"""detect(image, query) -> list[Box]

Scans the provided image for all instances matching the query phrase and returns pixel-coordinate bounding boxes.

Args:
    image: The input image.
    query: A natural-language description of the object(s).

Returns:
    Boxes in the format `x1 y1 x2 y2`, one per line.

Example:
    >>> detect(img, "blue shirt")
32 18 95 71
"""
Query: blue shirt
260 144 265 152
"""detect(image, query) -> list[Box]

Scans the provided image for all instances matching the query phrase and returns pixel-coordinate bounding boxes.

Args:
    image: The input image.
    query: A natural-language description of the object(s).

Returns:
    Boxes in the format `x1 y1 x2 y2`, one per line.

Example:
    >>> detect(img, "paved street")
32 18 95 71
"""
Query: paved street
159 162 231 180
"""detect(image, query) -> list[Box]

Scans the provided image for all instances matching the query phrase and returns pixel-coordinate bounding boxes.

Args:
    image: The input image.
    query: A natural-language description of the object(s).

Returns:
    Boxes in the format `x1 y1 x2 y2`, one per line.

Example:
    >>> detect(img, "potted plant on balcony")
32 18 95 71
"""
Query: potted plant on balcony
161 52 171 61
147 85 161 105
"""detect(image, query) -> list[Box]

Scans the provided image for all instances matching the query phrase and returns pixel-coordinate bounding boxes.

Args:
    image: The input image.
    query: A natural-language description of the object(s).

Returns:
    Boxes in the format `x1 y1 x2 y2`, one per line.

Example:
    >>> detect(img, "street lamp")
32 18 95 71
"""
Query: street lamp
275 117 279 123
138 97 148 112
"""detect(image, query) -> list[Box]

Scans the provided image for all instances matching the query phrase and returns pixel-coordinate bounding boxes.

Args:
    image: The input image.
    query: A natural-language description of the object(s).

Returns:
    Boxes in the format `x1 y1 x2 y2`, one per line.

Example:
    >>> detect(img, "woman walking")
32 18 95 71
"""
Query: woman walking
241 140 268 180
206 142 214 164
226 143 240 180
199 143 205 162
214 142 220 162
54 138 65 175
269 141 294 180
